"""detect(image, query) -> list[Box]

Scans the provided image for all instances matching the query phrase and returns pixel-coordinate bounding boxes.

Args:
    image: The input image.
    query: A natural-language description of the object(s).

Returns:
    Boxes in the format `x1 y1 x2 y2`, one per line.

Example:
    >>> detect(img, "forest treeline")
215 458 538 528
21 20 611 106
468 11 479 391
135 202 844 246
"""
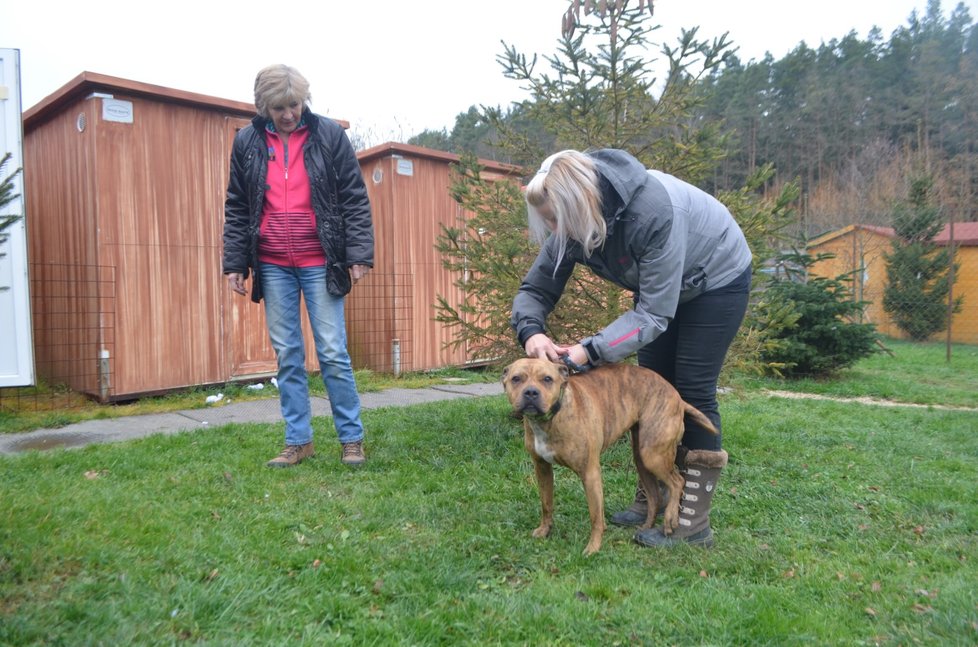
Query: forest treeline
408 0 976 237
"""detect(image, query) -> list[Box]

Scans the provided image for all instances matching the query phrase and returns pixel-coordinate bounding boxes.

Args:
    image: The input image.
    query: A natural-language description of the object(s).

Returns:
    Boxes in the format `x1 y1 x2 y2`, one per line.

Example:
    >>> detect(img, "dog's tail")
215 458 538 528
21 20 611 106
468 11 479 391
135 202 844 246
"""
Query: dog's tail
683 403 719 435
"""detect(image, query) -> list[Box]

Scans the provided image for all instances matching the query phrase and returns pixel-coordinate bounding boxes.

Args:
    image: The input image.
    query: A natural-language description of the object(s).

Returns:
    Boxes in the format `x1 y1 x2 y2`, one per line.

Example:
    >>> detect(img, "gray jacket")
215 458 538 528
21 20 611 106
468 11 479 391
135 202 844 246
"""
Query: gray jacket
511 149 752 364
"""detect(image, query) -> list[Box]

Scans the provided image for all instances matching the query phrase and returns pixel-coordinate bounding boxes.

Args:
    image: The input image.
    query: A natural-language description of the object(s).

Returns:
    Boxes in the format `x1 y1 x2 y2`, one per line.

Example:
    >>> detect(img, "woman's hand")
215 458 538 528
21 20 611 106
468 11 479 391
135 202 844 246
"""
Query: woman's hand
524 333 563 361
350 264 370 284
558 343 590 367
226 272 246 296
525 336 591 368
525 333 593 371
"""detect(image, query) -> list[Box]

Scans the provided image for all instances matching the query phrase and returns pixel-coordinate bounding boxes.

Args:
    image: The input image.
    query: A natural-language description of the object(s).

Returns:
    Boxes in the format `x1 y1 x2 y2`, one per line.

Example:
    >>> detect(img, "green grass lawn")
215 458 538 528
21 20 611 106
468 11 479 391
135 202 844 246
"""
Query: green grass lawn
2 398 977 642
2 340 977 644
730 338 978 409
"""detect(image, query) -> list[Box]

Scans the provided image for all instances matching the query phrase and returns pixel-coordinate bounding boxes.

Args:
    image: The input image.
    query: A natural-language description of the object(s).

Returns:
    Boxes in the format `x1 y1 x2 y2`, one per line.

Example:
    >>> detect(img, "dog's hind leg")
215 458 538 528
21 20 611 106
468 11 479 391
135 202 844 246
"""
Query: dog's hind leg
658 466 686 534
631 429 659 530
638 445 686 534
635 467 660 531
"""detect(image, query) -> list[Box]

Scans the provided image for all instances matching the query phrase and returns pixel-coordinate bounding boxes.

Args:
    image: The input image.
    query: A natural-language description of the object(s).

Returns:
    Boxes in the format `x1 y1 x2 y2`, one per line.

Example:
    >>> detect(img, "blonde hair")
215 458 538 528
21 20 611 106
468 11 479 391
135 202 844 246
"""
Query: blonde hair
525 150 606 264
254 64 312 118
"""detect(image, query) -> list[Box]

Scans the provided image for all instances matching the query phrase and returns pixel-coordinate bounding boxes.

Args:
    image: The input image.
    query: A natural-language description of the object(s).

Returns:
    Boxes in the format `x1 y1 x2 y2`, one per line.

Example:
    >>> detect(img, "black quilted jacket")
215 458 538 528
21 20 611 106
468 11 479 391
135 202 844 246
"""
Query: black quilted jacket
222 112 374 302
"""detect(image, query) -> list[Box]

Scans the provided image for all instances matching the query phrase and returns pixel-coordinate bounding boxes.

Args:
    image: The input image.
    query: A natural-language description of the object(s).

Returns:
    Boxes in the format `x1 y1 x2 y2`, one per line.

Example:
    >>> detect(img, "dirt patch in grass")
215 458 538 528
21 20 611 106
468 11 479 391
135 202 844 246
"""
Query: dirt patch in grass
763 390 978 412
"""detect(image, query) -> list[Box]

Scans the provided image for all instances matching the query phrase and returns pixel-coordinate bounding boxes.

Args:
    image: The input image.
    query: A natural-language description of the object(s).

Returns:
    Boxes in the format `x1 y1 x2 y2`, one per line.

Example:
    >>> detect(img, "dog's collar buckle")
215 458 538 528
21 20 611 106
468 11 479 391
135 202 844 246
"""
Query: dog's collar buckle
561 355 590 373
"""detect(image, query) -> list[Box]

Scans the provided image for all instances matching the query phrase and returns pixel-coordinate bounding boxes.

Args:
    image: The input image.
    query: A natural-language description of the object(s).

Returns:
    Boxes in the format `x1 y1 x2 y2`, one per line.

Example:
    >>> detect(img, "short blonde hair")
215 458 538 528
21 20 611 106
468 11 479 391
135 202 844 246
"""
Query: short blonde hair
525 150 606 263
254 64 311 118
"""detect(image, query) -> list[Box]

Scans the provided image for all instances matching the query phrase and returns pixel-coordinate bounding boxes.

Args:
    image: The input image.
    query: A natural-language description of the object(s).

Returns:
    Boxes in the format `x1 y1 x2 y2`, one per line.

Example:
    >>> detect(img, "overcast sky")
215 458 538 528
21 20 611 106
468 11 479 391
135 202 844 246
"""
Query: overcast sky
2 0 975 146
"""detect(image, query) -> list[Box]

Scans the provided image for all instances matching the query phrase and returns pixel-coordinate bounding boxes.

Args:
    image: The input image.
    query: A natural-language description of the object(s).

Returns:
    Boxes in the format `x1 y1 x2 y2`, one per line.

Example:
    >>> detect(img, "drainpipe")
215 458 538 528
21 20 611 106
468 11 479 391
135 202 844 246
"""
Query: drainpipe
98 349 110 400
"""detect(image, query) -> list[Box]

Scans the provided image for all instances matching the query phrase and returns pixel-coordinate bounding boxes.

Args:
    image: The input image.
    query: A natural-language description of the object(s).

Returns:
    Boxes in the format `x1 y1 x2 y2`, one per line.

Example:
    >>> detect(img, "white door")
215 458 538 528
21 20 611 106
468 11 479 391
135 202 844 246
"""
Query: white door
0 48 35 387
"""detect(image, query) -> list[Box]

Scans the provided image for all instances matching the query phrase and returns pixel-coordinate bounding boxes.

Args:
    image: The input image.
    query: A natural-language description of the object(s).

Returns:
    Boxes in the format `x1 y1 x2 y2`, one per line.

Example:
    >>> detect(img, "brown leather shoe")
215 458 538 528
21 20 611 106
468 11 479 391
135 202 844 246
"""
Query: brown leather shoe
341 440 366 466
266 442 314 468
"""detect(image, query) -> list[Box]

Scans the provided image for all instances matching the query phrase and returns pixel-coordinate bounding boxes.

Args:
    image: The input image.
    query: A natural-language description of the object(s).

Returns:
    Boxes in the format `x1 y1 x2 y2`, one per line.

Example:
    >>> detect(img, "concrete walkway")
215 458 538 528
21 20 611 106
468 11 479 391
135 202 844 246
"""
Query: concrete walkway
0 382 503 455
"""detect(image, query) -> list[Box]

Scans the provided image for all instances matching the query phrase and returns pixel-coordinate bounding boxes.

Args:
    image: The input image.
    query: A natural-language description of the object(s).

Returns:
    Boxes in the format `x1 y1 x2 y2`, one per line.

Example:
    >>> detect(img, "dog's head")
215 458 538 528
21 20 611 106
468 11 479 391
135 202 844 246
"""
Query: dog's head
500 358 570 418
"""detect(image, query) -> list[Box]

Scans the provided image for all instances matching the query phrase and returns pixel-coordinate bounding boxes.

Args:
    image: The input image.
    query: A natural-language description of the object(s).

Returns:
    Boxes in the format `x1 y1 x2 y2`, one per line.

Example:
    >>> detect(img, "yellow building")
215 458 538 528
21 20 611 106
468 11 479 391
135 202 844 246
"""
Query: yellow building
806 223 978 344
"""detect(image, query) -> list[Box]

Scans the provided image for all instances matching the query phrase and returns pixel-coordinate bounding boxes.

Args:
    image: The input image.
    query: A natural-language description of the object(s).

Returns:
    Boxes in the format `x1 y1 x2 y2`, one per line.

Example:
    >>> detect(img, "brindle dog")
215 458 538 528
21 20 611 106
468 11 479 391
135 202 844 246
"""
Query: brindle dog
501 358 717 555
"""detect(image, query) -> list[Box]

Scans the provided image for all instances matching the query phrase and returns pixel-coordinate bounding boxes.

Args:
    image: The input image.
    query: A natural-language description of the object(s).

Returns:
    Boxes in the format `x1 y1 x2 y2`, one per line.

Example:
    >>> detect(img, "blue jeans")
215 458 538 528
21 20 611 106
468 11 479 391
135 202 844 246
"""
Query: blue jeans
260 263 365 446
637 266 751 451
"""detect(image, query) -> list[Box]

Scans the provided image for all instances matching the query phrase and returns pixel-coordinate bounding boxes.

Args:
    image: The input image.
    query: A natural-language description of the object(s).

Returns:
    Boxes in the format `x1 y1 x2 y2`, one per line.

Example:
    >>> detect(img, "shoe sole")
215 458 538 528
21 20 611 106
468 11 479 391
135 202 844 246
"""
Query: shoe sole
610 512 646 527
633 528 714 548
266 454 314 468
610 509 665 528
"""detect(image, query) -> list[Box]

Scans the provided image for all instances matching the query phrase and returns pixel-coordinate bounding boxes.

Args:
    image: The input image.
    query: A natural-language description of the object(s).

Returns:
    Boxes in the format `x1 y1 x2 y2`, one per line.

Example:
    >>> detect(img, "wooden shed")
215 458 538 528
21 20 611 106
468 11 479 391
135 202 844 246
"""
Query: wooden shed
807 222 978 343
351 143 523 373
21 72 333 401
22 73 524 400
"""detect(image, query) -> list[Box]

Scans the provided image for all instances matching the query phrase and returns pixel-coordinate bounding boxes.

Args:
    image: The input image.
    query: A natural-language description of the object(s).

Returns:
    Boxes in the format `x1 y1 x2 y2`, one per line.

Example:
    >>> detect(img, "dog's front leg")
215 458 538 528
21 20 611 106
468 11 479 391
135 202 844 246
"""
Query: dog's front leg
580 464 606 556
532 458 554 540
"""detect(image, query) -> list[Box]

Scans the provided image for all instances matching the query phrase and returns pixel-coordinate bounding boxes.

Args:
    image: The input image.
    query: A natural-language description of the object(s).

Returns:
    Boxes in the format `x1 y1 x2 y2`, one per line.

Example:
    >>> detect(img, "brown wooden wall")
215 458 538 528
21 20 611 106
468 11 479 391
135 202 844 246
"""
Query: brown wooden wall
23 74 271 400
95 96 228 394
23 75 522 399
352 144 523 373
25 94 104 396
808 226 978 344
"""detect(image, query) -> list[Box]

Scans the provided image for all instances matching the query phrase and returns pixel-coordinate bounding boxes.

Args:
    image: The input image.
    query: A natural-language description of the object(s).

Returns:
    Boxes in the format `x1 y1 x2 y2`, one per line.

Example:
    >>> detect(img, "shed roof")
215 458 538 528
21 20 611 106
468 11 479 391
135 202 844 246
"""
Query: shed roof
22 71 349 132
357 141 524 176
808 222 978 247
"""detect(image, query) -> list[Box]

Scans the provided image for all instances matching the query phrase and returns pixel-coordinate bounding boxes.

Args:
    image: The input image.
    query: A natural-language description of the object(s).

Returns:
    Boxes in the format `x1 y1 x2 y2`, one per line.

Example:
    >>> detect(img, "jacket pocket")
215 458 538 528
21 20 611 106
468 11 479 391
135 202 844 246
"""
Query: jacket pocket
681 268 707 295
326 262 352 297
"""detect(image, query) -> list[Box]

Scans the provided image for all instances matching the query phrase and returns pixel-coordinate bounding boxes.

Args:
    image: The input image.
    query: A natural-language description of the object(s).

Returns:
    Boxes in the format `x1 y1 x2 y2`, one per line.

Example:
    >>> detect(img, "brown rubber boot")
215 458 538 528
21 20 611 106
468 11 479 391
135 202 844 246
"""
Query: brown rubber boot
266 442 315 468
341 440 366 466
634 449 728 548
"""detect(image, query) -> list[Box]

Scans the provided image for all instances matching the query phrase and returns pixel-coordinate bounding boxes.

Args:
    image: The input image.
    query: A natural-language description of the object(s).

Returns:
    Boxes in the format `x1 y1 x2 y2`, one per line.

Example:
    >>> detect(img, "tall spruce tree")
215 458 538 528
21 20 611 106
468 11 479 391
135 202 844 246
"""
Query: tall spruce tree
755 249 878 377
883 175 961 340
677 1 978 223
434 1 798 368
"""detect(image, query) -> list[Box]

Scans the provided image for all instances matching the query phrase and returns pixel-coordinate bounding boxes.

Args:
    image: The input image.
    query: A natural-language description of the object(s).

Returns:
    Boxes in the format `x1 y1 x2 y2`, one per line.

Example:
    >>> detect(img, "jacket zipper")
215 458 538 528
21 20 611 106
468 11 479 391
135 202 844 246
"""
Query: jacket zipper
283 138 289 180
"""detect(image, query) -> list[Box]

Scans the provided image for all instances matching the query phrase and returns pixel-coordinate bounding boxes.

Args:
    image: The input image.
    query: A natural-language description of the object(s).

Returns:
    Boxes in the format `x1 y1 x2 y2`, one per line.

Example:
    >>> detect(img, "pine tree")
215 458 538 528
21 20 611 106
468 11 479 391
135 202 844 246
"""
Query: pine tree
492 2 733 177
882 175 962 340
407 128 451 152
434 1 799 369
753 249 878 377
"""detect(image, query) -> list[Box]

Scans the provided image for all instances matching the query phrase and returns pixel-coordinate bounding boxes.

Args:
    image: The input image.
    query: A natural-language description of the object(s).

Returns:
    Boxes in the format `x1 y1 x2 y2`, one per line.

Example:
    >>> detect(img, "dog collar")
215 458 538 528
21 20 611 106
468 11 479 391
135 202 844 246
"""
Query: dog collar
561 355 590 373
533 382 565 422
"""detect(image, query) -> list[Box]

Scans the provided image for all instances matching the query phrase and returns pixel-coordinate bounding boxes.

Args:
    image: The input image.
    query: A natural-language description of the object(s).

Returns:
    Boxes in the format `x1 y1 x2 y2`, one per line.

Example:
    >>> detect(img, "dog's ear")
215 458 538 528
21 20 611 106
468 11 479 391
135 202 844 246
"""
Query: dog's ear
558 364 570 380
500 365 510 383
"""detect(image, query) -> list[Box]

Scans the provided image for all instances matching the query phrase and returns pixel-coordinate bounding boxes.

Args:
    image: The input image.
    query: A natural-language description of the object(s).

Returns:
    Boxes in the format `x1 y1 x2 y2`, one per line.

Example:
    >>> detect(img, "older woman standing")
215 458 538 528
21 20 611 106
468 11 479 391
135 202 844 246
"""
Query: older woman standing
512 149 752 548
223 64 373 468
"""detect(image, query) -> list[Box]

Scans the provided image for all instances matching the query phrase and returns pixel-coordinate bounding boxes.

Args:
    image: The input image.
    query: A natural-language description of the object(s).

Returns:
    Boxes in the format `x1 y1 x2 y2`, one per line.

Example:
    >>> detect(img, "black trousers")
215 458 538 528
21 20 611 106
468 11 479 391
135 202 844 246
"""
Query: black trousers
637 266 751 451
